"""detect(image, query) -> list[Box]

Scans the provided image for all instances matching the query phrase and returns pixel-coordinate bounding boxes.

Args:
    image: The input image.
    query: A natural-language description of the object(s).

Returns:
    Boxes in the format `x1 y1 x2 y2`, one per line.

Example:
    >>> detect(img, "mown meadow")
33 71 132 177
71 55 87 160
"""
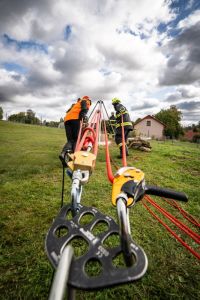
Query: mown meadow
0 120 199 299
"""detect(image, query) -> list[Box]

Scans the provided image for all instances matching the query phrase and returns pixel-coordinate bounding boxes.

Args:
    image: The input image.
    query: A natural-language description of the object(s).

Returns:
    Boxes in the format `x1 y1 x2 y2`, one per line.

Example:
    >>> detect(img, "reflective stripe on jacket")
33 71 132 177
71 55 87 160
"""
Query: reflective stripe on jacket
114 103 133 130
64 99 90 122
115 121 133 128
109 116 116 127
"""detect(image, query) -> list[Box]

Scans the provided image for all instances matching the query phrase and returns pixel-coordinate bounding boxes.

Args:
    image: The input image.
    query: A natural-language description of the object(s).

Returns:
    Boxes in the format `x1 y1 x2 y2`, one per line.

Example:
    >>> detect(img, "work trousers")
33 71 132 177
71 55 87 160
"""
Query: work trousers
115 127 131 146
63 119 80 153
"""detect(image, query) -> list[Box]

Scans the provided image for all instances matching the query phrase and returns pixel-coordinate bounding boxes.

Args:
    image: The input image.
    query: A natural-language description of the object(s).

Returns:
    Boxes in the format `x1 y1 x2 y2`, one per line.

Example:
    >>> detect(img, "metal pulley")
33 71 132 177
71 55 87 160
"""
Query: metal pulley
67 151 96 173
112 167 145 207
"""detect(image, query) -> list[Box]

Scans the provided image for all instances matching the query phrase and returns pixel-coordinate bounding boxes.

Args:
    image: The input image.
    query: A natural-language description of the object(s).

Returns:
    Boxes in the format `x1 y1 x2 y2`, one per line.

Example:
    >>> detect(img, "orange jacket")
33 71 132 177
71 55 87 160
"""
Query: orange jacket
64 99 91 122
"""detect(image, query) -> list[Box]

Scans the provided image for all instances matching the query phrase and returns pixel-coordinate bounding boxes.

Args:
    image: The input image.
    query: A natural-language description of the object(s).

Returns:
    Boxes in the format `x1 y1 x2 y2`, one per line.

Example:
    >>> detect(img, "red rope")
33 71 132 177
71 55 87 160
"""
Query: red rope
103 119 114 183
75 109 101 156
145 195 200 244
90 110 98 127
76 127 94 151
121 115 127 167
93 111 101 156
162 197 200 228
142 199 200 260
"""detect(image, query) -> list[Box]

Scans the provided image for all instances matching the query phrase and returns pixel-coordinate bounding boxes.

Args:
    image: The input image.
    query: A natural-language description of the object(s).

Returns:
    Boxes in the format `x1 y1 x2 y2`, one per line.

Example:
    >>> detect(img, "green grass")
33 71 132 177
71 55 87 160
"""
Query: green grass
0 120 200 300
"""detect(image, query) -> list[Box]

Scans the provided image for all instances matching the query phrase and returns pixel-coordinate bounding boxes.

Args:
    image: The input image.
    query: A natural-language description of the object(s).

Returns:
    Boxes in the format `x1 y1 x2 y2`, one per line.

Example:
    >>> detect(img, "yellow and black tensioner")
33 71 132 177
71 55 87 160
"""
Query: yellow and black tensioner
112 167 145 207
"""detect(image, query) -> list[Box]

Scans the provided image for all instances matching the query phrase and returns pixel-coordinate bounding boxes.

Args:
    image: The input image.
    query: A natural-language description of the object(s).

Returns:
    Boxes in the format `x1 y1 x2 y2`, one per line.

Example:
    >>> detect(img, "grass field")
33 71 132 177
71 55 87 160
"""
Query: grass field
0 120 199 300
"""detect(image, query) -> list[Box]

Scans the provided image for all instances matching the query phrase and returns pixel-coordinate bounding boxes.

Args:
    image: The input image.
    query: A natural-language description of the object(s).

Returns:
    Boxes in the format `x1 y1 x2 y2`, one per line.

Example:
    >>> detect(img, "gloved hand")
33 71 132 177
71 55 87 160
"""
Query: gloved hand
82 116 88 129
83 116 88 123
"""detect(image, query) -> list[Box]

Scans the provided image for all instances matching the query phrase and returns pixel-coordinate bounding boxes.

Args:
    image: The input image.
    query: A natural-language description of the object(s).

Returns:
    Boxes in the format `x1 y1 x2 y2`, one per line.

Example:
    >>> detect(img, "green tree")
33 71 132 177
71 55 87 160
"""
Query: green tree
26 109 40 124
0 107 3 120
8 112 26 123
155 105 183 139
8 110 40 125
17 112 26 123
46 121 59 127
193 126 198 132
26 109 37 124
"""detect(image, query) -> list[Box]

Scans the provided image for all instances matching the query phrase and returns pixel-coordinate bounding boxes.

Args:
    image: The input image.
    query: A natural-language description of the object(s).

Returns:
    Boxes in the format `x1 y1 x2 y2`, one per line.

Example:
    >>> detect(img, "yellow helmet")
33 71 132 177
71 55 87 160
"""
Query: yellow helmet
112 97 121 104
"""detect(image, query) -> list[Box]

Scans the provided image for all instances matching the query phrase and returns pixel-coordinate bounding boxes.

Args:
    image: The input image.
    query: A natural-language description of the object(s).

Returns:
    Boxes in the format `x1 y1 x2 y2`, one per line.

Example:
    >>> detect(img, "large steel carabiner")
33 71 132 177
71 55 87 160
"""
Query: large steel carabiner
71 170 90 216
116 193 134 266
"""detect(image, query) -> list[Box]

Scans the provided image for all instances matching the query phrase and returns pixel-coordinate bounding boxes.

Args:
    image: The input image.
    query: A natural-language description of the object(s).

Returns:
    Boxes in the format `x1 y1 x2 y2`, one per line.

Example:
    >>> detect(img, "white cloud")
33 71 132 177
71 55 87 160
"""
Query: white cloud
0 0 199 124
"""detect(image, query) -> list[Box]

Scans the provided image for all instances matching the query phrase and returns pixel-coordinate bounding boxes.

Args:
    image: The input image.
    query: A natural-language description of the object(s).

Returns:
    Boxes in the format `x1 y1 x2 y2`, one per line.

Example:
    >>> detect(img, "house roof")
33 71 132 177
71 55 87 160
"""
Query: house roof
134 115 165 127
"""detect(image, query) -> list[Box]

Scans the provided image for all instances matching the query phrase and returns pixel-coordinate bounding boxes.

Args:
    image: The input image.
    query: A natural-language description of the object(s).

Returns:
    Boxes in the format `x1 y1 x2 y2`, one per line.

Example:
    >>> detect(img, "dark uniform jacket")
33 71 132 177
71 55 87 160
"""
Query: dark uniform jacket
114 103 133 131
109 115 116 126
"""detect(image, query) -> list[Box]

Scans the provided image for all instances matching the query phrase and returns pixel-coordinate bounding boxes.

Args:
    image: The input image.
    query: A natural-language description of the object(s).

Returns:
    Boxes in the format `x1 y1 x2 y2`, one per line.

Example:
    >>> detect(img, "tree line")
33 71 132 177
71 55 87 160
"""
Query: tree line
0 107 60 127
8 109 41 125
155 105 184 139
0 105 199 139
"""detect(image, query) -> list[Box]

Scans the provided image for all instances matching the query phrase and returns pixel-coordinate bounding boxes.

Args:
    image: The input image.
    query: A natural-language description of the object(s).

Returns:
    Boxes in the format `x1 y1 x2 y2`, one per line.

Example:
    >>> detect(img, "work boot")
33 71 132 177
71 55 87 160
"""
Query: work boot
59 142 73 166
59 152 66 166
117 146 129 158
126 145 129 156
59 149 72 166
117 146 123 159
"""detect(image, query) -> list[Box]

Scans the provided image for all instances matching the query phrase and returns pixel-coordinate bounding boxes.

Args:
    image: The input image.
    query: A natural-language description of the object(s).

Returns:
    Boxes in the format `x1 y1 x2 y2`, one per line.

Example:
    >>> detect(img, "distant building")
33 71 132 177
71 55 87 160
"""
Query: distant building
58 122 64 129
134 115 165 139
184 130 198 141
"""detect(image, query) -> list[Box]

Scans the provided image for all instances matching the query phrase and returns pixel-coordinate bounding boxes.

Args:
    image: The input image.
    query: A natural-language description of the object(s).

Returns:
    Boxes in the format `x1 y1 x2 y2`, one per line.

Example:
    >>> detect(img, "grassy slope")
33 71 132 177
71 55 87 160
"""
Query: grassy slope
0 120 199 300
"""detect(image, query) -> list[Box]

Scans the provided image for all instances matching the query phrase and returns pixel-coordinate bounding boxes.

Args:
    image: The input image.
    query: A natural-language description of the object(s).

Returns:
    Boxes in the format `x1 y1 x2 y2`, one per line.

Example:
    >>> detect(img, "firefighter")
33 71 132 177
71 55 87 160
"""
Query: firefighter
109 112 116 134
59 96 91 165
112 97 133 158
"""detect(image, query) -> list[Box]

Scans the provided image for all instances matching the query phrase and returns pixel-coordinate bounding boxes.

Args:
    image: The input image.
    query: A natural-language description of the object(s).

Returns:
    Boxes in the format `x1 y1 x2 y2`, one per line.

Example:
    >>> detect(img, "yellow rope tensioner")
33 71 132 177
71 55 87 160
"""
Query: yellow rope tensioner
67 151 96 174
112 167 145 207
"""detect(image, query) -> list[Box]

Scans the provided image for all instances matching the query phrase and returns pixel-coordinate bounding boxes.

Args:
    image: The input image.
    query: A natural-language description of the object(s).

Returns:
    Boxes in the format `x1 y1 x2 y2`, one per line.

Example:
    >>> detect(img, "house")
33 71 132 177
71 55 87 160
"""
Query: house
184 130 199 141
134 115 165 139
58 122 65 129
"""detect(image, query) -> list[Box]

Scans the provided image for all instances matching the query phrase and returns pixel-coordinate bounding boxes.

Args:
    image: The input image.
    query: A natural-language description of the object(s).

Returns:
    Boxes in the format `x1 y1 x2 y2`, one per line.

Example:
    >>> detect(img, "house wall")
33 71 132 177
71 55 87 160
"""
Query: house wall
134 118 164 139
184 130 196 141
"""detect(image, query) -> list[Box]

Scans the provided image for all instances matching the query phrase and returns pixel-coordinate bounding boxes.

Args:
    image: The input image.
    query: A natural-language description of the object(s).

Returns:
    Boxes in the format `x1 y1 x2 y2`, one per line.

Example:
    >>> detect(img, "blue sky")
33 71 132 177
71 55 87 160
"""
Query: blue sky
3 34 48 54
0 0 200 124
158 0 200 35
2 62 27 74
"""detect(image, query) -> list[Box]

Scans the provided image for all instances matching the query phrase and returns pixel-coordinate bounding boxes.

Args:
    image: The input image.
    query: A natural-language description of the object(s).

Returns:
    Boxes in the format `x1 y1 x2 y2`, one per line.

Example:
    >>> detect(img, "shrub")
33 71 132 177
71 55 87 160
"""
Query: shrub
192 133 200 143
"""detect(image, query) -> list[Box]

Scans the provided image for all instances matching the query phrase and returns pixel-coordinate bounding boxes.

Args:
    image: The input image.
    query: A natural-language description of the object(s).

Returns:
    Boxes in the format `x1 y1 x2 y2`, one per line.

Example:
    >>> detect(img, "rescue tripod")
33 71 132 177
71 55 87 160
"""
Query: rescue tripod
45 100 188 300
